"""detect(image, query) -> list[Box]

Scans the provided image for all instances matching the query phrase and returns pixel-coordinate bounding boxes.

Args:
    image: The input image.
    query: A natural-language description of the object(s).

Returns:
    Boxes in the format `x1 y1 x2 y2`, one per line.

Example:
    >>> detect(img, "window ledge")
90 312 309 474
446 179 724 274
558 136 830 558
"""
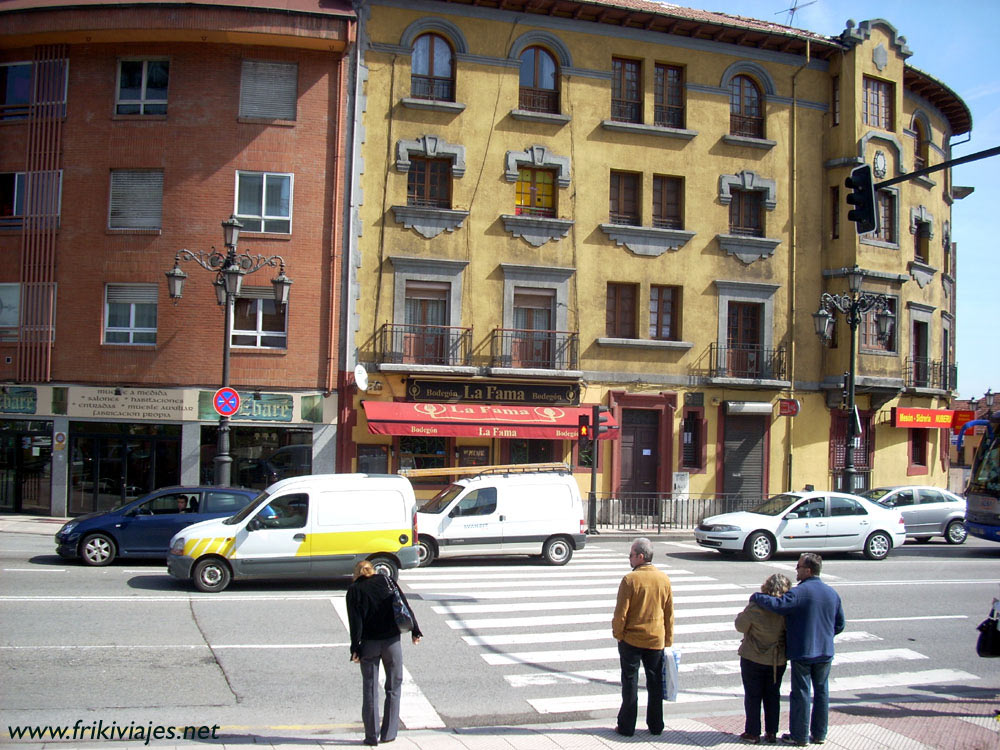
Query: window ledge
600 120 697 140
860 237 899 250
487 367 583 379
500 214 574 247
908 260 937 289
914 174 936 188
597 337 693 351
599 224 695 257
706 376 791 389
106 228 162 235
239 232 292 241
401 97 466 114
722 134 777 150
392 205 470 239
230 347 287 355
237 116 296 127
379 363 478 376
112 113 168 122
715 234 781 265
510 109 570 125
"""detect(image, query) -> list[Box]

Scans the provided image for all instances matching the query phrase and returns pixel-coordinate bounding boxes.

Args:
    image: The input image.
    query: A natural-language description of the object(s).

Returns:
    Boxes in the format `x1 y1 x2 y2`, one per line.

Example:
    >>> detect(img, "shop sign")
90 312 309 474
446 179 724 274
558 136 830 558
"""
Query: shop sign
778 398 800 417
68 387 191 420
0 386 37 414
458 446 490 466
951 409 976 434
407 378 579 406
892 407 954 428
197 391 293 422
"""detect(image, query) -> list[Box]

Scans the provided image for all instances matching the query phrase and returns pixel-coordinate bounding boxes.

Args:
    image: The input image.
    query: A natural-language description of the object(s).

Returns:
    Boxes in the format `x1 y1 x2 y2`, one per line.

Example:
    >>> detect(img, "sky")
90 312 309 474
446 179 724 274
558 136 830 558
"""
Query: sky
667 0 999 403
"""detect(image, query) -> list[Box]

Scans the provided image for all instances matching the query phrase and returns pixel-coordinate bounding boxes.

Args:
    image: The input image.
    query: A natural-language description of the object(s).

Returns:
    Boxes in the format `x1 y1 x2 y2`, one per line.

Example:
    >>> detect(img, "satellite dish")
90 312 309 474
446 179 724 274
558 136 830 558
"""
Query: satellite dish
354 363 369 392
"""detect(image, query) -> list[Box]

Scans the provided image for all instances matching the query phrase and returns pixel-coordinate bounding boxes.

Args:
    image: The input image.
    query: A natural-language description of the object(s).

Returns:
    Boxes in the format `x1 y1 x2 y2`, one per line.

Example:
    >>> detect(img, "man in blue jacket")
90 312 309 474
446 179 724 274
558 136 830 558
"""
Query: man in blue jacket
751 552 844 746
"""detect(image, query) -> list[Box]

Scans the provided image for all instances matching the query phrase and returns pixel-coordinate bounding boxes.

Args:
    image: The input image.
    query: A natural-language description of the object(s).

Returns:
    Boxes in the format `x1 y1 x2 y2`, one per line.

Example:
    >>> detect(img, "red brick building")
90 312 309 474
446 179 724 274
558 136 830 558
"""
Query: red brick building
0 0 354 514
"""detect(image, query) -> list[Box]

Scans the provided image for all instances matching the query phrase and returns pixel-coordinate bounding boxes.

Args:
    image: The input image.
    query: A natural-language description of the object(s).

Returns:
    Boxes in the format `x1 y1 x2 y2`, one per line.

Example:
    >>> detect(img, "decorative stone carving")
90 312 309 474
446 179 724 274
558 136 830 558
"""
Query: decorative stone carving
718 171 777 210
599 224 695 257
391 206 470 239
500 214 573 246
504 145 571 187
873 43 889 71
716 234 781 265
907 260 937 289
396 135 466 176
909 205 934 238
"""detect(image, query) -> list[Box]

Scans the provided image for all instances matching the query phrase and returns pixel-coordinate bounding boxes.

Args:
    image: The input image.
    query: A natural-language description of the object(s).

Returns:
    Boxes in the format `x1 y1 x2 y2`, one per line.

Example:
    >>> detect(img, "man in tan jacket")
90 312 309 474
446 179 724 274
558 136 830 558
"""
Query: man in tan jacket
611 537 674 736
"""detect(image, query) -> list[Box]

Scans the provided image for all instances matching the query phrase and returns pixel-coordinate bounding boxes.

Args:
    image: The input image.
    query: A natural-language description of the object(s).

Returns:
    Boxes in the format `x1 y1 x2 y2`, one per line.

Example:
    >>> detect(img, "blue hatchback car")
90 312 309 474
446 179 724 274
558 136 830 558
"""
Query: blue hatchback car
55 486 258 566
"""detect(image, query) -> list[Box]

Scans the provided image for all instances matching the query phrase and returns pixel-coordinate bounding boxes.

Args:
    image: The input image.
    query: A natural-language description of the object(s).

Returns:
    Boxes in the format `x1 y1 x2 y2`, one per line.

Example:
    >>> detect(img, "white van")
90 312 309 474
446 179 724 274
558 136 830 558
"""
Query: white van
414 467 587 566
167 473 419 592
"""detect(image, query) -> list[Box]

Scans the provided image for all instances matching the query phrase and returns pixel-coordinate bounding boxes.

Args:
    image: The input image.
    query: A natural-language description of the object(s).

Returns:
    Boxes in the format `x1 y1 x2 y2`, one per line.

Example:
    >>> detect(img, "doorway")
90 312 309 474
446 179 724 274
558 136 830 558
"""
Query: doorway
722 414 767 505
620 409 659 514
0 421 53 514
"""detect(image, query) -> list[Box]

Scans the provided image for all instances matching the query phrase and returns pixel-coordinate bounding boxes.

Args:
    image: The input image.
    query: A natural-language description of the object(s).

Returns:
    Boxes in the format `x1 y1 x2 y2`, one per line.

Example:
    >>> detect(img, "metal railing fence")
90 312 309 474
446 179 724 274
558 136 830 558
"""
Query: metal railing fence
590 491 766 533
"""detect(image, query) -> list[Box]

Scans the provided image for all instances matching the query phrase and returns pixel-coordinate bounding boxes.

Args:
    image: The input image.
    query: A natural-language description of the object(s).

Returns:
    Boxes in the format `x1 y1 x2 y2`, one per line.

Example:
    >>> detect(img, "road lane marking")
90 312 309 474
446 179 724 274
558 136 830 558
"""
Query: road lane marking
2 568 66 572
407 574 712 590
433 592 751 615
849 615 968 622
446 605 745 630
415 582 742 600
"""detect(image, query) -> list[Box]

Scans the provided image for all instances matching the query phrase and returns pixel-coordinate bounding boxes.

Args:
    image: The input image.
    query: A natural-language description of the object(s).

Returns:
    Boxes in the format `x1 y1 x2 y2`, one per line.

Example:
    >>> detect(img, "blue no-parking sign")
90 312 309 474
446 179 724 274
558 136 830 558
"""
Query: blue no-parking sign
213 387 241 417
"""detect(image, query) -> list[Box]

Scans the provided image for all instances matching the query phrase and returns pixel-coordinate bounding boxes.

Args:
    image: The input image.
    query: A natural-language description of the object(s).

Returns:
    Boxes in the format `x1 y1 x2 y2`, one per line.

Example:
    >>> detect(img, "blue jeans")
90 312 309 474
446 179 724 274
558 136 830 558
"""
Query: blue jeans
789 659 832 742
617 640 664 734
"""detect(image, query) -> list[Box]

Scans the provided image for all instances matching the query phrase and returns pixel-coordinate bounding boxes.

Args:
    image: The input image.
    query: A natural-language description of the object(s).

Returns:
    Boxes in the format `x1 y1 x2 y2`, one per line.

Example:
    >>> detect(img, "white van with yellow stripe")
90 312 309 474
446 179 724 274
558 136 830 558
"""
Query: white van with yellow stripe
167 473 419 592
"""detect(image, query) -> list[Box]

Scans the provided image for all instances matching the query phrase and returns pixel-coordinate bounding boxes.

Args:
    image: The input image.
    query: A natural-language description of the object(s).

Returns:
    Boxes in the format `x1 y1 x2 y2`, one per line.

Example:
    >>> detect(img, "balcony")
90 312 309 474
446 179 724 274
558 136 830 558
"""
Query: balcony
710 343 787 381
729 114 764 139
611 100 641 124
489 328 578 371
905 357 957 391
654 105 684 129
518 87 558 114
375 324 472 368
409 75 454 103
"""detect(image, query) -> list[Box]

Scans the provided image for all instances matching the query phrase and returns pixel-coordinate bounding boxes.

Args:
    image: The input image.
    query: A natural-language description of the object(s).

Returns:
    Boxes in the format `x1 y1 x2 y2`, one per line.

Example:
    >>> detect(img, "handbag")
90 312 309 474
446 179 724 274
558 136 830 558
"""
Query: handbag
976 599 1000 658
660 647 681 701
387 575 414 633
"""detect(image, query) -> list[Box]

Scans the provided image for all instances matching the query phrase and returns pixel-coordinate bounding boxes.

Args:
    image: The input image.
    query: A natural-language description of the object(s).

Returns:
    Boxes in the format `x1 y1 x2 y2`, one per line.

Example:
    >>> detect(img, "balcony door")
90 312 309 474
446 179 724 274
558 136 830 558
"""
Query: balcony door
726 302 762 378
911 319 929 387
512 290 554 368
404 281 448 365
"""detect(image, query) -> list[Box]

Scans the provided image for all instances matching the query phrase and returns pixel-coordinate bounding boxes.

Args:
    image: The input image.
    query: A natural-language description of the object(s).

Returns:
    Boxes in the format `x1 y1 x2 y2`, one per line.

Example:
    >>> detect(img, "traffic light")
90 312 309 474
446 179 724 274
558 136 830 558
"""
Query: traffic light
577 414 591 450
845 164 879 235
593 405 618 438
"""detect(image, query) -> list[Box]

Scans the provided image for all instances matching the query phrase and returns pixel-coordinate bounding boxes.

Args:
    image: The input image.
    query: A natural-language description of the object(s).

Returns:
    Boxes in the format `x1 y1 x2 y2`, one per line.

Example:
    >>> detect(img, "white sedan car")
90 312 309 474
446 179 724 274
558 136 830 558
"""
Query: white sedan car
694 490 907 561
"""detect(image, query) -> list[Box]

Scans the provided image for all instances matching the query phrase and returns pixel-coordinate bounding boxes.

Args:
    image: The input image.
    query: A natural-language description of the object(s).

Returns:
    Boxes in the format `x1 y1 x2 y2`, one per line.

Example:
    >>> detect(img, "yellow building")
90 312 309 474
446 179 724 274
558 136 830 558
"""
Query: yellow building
339 0 970 512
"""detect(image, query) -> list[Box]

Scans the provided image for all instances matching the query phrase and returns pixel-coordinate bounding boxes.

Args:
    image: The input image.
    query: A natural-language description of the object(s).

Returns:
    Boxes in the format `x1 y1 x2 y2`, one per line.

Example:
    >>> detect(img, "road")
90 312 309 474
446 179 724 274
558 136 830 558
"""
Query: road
1 532 997 737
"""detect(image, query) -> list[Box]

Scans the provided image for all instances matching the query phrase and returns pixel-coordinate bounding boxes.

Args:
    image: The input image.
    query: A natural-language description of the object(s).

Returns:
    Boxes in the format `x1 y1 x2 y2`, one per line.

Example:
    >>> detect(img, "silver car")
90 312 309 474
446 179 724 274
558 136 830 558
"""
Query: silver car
861 486 967 544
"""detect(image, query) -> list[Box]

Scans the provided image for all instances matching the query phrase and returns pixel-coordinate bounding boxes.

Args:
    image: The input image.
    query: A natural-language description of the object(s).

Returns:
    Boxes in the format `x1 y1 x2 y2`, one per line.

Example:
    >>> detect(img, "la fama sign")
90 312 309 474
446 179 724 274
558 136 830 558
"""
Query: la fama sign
406 378 579 405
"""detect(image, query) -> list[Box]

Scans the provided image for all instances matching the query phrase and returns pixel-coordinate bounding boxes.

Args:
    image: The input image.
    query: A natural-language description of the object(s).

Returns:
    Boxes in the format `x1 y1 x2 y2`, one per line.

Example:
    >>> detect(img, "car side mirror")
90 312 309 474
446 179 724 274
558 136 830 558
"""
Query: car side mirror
785 512 799 520
247 518 262 532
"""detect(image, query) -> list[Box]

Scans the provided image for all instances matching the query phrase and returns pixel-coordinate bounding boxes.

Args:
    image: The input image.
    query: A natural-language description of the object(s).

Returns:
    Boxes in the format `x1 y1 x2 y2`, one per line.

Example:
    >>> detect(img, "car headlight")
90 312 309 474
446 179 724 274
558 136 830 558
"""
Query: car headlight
59 522 78 536
169 537 185 556
708 524 741 532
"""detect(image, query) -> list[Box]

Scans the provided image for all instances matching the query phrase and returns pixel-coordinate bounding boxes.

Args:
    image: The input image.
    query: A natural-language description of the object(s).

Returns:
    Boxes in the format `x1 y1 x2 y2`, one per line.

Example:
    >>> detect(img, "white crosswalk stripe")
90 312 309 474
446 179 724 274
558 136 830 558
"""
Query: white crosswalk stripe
402 545 977 717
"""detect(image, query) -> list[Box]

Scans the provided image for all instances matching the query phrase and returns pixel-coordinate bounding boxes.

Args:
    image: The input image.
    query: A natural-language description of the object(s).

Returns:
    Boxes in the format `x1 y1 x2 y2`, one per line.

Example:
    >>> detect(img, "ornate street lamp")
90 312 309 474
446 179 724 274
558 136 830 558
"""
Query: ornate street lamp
813 265 894 492
984 388 995 418
165 215 292 486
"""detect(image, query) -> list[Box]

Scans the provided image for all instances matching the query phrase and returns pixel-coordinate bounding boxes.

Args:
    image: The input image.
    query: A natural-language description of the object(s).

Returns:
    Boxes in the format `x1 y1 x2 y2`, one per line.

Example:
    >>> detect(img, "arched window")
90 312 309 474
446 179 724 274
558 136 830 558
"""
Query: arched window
913 119 929 171
518 46 558 113
729 74 763 138
411 33 454 102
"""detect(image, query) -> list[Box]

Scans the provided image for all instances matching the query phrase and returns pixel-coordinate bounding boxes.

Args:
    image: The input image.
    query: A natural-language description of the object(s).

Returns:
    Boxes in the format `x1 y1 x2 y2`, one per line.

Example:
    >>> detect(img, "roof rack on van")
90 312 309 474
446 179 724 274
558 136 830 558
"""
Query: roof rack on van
398 462 570 479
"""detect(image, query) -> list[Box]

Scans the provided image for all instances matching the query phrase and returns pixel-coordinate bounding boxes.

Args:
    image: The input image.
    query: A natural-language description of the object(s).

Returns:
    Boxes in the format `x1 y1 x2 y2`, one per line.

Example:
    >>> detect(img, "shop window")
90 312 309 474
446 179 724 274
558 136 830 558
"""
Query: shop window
515 167 556 217
681 408 705 471
729 189 763 237
609 171 639 225
519 46 558 114
240 60 297 120
654 64 683 128
650 285 680 341
236 171 292 233
232 289 287 348
399 436 447 484
407 157 451 208
509 439 555 464
104 284 157 345
411 33 454 102
653 175 682 229
863 76 894 131
357 445 389 474
458 445 490 467
109 169 162 230
606 282 637 338
908 428 929 475
611 58 641 124
729 74 763 138
116 59 169 115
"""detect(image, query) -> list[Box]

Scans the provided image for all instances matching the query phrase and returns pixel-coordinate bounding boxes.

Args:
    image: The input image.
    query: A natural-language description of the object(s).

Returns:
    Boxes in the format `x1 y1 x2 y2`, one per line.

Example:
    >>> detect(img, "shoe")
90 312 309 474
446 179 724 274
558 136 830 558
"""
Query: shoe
763 734 777 744
614 726 634 737
739 732 760 744
649 729 663 736
780 735 808 747
363 740 378 747
810 739 825 745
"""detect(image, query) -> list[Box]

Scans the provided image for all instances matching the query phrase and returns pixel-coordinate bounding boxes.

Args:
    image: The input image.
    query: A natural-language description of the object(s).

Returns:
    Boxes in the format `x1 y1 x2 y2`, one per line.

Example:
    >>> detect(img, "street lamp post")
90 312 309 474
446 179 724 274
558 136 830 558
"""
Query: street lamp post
165 215 292 487
812 266 894 493
983 388 994 418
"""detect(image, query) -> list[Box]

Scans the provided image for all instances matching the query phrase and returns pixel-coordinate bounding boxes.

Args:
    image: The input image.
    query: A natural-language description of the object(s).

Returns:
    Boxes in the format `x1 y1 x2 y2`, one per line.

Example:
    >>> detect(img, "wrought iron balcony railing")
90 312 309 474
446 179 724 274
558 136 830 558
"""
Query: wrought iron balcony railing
611 100 642 124
410 76 455 102
490 328 578 370
518 87 559 114
654 104 684 129
710 343 787 380
376 324 472 367
905 357 958 390
730 114 764 138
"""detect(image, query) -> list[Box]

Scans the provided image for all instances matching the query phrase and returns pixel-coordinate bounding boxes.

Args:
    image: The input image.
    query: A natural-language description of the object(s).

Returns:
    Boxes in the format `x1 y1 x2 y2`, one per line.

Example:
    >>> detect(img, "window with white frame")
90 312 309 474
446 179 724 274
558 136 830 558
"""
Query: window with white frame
239 60 298 120
116 59 169 115
109 169 163 229
104 284 157 345
232 287 287 348
236 171 292 233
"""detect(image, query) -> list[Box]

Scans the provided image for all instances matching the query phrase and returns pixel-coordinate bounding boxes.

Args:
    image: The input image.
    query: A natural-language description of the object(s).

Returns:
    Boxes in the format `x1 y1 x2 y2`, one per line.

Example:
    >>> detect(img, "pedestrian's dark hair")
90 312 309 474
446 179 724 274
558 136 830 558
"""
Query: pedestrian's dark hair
798 552 822 575
632 537 653 562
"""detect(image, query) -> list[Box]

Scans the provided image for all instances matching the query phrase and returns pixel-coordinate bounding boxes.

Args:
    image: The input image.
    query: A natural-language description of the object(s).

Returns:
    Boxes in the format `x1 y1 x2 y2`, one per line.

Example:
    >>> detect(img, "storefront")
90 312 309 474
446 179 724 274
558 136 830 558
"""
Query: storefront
0 389 53 513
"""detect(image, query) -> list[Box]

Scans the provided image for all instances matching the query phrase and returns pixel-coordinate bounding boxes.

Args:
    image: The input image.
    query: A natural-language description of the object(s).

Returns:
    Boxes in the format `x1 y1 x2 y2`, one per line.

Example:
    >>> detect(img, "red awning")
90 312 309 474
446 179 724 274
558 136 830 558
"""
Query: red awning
362 401 619 440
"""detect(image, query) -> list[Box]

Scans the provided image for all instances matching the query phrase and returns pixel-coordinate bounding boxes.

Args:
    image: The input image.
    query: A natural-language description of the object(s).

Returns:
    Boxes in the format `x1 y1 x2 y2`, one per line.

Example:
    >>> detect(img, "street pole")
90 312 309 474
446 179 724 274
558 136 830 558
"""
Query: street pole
843 310 859 493
214 253 235 487
588 403 598 534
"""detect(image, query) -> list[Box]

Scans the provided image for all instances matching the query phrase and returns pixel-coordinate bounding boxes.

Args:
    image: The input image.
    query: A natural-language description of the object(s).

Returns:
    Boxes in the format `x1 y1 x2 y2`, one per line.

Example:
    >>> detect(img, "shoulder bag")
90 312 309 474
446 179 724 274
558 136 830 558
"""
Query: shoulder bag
386 575 414 633
976 599 1000 658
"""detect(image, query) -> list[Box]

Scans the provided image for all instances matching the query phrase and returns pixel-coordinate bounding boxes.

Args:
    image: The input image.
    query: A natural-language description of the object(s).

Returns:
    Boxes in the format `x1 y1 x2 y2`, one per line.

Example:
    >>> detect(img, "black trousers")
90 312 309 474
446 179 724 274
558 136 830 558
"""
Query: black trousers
617 640 664 734
740 657 786 737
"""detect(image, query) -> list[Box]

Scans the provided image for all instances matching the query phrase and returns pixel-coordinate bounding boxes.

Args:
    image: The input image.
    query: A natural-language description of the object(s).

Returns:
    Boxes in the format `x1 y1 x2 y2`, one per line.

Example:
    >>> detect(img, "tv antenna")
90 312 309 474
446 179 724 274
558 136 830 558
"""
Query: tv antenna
777 0 816 26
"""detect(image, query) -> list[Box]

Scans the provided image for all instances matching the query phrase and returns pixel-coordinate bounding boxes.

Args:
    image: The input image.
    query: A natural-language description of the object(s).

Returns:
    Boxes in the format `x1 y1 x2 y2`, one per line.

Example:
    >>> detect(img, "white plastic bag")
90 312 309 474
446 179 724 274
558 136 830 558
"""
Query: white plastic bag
661 647 681 701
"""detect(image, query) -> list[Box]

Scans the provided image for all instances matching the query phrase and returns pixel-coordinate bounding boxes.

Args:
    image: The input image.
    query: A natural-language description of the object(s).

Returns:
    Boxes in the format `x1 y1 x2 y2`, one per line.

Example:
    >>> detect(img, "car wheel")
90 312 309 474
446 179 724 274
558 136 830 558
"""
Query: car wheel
370 556 399 581
914 536 933 543
945 520 968 545
416 537 437 567
744 532 773 562
863 531 892 560
542 536 573 566
192 557 232 593
80 533 116 566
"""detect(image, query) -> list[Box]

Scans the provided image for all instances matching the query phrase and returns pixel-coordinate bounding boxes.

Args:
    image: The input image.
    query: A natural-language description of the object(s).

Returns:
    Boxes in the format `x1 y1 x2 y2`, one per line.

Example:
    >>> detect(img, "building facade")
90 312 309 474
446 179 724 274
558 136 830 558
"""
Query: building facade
0 0 353 515
341 0 970 507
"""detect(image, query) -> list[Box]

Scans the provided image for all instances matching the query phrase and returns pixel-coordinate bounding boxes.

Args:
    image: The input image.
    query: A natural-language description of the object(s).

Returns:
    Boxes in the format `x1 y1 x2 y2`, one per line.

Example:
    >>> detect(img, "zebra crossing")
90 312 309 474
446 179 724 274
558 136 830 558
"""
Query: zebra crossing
401 544 980 717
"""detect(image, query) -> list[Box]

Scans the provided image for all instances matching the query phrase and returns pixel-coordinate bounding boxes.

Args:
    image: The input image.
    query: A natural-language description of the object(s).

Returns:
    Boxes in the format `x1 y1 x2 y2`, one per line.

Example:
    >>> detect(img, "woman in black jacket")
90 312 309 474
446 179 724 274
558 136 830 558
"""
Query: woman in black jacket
346 560 422 746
